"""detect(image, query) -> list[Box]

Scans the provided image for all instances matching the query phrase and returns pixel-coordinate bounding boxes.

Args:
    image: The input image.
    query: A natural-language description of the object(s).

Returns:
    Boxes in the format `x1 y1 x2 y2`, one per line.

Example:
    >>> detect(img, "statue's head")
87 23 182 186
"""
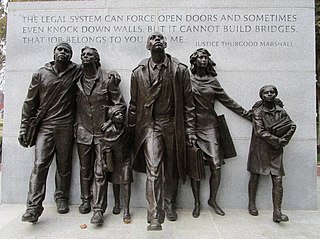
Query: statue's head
81 46 101 68
108 105 126 123
53 42 73 61
146 32 167 52
259 85 278 102
189 48 217 77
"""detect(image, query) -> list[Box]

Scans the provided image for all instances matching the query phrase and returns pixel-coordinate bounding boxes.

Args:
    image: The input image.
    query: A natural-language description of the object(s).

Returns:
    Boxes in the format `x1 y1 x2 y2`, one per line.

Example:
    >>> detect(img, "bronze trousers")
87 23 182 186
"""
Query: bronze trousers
26 124 74 214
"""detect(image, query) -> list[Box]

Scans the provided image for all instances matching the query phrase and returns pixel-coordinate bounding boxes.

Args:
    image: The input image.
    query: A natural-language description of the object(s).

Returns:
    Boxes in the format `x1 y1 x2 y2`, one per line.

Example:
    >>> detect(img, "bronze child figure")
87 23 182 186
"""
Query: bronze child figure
100 105 133 224
247 85 296 223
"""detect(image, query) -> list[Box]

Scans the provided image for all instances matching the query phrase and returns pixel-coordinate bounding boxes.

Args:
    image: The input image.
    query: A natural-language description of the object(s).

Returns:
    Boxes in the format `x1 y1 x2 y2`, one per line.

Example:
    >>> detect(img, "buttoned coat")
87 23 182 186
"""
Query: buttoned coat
247 104 296 176
75 68 125 145
128 54 195 182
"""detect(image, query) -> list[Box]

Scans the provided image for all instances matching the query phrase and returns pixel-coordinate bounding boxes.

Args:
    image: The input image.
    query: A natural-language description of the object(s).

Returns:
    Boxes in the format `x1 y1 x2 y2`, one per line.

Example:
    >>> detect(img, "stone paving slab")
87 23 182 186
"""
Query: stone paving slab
0 174 319 238
0 204 319 239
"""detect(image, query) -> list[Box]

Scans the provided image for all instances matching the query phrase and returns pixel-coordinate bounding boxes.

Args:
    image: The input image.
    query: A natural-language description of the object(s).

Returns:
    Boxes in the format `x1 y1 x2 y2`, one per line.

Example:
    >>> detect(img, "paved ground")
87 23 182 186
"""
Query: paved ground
0 174 319 239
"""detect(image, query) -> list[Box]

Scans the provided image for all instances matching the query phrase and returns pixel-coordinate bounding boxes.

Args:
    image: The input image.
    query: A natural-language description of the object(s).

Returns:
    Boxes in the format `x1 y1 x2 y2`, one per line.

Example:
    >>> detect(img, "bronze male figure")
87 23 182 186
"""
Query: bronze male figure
19 42 80 222
128 32 196 230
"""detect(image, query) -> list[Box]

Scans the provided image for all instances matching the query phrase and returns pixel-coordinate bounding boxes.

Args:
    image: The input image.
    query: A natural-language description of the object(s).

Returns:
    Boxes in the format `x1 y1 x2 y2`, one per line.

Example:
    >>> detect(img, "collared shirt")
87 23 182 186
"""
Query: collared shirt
148 55 169 85
82 74 98 96
147 56 174 119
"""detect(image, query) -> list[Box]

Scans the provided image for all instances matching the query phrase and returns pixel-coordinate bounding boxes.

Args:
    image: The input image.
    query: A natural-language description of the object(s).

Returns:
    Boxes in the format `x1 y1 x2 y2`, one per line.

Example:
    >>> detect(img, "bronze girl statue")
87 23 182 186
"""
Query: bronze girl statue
247 85 296 223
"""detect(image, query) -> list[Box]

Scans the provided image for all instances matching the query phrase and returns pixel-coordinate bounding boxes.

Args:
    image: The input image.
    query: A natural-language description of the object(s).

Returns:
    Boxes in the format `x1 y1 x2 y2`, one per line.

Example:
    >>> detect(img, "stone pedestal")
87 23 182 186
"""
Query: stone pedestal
1 0 316 210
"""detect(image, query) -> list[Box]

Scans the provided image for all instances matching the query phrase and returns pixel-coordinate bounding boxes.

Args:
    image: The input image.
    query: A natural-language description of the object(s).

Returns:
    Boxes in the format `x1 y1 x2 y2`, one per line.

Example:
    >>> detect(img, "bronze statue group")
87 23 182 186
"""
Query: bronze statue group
18 32 296 231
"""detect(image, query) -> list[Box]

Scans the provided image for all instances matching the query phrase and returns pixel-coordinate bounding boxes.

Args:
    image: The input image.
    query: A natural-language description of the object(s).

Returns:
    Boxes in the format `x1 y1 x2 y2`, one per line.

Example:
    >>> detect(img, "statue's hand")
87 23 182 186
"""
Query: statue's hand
18 132 28 148
101 122 109 133
279 138 289 147
187 134 197 147
243 110 253 121
108 71 121 86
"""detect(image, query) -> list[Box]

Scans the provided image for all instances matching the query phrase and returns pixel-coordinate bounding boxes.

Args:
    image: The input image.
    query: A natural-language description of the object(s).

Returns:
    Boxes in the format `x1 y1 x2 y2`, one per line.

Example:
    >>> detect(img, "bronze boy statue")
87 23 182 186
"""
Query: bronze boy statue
247 85 296 223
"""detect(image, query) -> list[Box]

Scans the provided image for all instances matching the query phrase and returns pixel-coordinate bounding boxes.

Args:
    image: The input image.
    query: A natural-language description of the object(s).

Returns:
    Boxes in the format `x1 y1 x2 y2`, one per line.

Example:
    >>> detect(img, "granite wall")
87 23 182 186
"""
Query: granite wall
1 0 317 210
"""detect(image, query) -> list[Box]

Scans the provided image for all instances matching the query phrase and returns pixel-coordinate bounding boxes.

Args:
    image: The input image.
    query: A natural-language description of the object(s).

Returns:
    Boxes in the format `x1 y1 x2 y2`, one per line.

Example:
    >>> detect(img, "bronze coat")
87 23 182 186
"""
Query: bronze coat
247 104 296 176
128 54 195 182
20 61 80 131
75 68 125 145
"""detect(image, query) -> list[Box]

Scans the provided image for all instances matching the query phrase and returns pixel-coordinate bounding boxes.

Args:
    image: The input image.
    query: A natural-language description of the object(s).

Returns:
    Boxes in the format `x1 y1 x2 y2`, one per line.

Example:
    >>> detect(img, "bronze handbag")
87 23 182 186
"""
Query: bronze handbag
216 114 237 159
186 145 205 181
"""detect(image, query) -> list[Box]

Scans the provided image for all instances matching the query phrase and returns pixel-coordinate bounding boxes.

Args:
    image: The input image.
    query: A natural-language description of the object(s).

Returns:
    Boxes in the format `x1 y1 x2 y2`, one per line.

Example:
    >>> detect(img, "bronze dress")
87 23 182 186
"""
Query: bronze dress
190 74 246 168
101 125 133 184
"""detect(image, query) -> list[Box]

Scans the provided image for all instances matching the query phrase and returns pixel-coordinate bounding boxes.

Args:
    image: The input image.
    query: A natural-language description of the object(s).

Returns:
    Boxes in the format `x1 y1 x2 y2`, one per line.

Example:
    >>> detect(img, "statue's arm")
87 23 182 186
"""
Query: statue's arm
107 70 125 106
253 111 282 148
213 79 249 120
128 71 137 129
182 67 196 145
19 72 40 147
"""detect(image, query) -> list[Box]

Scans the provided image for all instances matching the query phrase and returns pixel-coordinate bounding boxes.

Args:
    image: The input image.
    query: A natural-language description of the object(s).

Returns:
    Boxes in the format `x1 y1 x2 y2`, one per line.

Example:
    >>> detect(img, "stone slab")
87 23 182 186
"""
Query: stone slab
1 0 316 211
0 204 319 239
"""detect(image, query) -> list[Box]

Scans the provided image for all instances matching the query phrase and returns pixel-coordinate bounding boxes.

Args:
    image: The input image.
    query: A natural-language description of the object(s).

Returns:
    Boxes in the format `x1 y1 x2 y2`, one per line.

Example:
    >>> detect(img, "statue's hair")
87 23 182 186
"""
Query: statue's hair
189 48 217 77
250 85 283 110
53 42 73 60
259 85 278 99
81 46 101 68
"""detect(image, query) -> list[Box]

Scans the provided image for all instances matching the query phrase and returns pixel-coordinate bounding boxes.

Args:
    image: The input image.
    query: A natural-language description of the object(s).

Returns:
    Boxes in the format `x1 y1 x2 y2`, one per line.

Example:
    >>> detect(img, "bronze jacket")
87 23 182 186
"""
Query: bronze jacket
75 68 125 145
128 54 195 182
20 61 80 133
247 104 296 176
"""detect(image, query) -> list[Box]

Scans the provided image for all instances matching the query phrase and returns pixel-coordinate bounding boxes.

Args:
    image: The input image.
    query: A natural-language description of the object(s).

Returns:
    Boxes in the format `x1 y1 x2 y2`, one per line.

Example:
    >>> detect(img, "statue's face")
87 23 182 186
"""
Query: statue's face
196 52 209 69
113 111 125 123
261 86 277 102
146 33 167 52
54 46 72 62
81 48 95 66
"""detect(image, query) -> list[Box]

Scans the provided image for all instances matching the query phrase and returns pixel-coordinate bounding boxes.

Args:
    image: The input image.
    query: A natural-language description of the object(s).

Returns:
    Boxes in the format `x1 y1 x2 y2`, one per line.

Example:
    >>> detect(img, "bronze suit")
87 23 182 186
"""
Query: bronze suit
19 61 80 216
75 68 124 211
128 54 195 221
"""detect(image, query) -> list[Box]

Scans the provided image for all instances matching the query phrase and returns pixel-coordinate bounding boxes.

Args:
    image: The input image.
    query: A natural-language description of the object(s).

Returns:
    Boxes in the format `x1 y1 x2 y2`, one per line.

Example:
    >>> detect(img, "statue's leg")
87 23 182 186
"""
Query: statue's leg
145 132 164 231
22 126 55 222
163 128 179 222
77 143 94 214
112 184 121 214
272 175 289 223
54 125 74 214
208 166 225 216
190 178 201 218
248 173 260 216
123 183 131 224
90 144 107 224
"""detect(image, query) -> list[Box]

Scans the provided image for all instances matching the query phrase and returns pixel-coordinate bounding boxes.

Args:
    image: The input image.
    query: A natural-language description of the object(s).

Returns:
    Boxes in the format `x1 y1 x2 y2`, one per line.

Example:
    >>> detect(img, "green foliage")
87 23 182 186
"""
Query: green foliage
0 2 6 73
0 15 6 42
0 1 6 41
